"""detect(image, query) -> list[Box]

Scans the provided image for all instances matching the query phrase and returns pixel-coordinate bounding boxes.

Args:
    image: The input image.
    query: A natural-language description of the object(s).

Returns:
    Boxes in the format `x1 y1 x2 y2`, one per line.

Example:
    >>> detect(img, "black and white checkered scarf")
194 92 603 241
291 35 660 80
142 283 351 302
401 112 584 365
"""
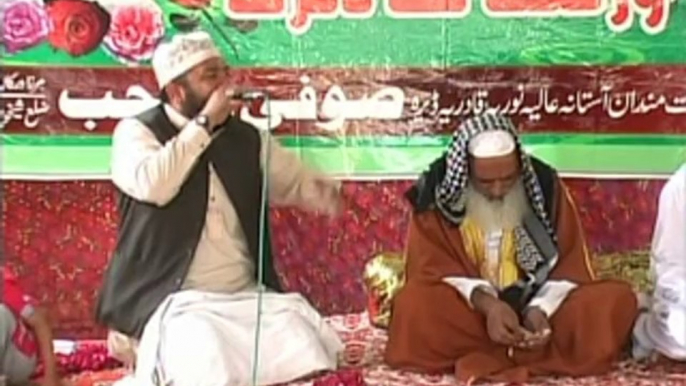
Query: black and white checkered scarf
436 113 554 233
433 112 559 312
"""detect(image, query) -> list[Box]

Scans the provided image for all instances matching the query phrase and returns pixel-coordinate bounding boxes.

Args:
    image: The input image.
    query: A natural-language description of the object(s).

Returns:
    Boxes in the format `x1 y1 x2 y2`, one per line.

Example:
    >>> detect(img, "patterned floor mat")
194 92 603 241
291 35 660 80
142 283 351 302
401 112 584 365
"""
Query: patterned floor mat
65 312 686 386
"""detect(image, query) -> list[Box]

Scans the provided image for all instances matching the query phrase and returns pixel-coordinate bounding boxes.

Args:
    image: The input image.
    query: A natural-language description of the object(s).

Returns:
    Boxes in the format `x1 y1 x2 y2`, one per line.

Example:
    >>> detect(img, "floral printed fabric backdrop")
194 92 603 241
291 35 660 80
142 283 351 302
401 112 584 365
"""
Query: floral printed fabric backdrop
3 178 664 339
1 0 165 62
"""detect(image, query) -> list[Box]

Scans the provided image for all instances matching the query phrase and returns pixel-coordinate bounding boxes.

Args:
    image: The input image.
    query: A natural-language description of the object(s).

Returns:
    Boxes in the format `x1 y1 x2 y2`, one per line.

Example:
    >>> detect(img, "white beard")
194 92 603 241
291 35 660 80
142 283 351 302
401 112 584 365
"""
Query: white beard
464 180 528 232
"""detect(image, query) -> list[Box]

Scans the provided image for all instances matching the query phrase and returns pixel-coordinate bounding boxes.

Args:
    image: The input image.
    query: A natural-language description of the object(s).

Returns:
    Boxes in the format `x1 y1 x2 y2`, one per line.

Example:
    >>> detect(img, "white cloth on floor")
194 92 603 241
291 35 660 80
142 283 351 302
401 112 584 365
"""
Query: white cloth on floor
633 266 686 360
633 165 686 360
119 290 343 386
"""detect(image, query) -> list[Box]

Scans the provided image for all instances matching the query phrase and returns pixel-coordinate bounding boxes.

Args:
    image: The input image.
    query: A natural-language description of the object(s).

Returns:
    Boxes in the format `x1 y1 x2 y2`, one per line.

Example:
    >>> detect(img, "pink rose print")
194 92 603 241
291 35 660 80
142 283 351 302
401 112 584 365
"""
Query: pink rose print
0 0 50 54
103 2 165 64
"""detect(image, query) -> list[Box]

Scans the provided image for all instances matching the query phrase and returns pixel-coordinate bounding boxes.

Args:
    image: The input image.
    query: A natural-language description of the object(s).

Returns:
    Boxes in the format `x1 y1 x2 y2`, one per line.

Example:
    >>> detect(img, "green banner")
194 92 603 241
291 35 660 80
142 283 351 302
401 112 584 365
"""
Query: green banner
3 133 684 179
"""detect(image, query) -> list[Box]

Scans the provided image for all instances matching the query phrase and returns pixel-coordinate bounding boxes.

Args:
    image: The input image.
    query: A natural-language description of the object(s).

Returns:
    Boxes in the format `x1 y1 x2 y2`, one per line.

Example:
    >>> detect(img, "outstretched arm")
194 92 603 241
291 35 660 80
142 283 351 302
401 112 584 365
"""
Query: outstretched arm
265 136 341 215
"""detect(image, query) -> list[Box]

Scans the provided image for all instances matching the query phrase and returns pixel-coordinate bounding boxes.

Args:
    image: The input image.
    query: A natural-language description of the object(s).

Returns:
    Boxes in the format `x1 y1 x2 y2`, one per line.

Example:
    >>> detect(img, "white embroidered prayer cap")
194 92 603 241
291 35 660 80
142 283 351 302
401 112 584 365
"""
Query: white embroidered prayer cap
468 130 516 159
152 31 222 90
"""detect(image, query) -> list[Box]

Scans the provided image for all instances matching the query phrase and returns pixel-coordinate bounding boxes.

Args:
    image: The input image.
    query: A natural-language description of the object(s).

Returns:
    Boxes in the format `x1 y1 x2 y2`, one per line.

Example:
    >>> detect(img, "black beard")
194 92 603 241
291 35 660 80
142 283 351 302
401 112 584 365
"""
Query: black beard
180 93 205 118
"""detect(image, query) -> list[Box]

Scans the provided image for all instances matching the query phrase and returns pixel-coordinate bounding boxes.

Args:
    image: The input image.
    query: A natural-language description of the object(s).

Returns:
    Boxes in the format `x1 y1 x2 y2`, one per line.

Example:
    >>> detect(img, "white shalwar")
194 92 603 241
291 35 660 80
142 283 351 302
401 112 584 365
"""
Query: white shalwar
633 165 686 360
115 290 343 386
108 104 345 384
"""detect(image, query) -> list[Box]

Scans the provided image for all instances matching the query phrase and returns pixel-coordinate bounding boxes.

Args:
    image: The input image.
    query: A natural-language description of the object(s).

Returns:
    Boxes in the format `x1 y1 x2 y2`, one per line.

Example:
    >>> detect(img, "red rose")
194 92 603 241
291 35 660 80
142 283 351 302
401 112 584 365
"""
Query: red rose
171 0 211 10
46 0 110 56
103 3 164 63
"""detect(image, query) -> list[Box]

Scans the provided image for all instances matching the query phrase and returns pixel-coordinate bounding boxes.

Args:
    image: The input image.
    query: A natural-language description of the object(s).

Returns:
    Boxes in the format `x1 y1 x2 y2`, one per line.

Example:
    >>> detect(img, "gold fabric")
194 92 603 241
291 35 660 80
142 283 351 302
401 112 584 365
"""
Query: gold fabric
363 252 406 328
459 217 520 288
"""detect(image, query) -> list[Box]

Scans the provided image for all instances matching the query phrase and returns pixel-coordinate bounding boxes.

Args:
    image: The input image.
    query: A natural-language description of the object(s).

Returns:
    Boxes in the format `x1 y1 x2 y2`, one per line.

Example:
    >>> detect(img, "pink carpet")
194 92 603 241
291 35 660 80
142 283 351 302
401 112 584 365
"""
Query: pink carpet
64 312 686 386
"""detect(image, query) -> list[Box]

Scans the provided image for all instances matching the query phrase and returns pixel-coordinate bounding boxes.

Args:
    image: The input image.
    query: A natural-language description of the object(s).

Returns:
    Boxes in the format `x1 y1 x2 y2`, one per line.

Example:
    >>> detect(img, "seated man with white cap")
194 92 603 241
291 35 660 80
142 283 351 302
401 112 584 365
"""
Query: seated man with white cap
632 164 686 361
95 31 344 385
385 113 638 383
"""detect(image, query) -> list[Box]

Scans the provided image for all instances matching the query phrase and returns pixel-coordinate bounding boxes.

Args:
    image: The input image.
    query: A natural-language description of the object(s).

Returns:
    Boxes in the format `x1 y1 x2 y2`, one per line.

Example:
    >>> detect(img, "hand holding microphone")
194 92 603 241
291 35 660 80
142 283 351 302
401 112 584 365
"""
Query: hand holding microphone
200 83 240 130
200 83 266 130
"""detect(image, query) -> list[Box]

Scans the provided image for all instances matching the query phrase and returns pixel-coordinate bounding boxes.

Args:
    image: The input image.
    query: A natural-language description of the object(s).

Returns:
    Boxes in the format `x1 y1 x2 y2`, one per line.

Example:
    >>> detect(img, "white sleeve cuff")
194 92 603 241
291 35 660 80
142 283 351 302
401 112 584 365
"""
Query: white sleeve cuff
178 121 212 153
442 277 495 307
527 280 577 317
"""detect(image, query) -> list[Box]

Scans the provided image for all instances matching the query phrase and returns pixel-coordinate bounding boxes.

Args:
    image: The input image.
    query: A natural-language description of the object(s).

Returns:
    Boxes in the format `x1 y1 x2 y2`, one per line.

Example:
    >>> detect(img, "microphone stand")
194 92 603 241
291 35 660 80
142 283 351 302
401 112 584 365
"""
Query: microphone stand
150 96 272 386
193 12 270 382
251 93 271 386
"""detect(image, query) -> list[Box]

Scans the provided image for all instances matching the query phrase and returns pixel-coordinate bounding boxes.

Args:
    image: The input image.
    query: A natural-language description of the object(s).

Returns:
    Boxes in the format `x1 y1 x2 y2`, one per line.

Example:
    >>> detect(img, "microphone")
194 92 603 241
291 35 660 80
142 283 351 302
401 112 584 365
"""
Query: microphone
226 89 266 100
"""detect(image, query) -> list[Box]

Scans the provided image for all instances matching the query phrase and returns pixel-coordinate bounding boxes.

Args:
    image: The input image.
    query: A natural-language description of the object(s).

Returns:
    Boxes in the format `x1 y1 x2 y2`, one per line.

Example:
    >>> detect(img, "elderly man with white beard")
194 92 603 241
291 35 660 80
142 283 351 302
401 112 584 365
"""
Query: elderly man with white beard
384 113 638 383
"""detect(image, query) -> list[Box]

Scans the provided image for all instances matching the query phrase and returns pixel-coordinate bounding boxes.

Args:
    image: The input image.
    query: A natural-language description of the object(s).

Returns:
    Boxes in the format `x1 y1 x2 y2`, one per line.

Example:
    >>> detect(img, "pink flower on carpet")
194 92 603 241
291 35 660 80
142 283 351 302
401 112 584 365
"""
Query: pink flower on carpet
313 368 365 386
342 342 366 366
0 0 50 53
103 0 164 64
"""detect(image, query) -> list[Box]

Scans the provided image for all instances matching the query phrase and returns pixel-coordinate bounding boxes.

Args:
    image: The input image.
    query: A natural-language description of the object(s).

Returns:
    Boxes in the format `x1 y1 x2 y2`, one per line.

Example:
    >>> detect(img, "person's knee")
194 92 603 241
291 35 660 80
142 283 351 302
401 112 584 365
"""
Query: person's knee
163 315 230 383
659 306 686 351
386 282 485 370
392 284 426 315
634 303 686 360
393 282 464 316
164 314 222 359
591 280 638 310
165 314 216 338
